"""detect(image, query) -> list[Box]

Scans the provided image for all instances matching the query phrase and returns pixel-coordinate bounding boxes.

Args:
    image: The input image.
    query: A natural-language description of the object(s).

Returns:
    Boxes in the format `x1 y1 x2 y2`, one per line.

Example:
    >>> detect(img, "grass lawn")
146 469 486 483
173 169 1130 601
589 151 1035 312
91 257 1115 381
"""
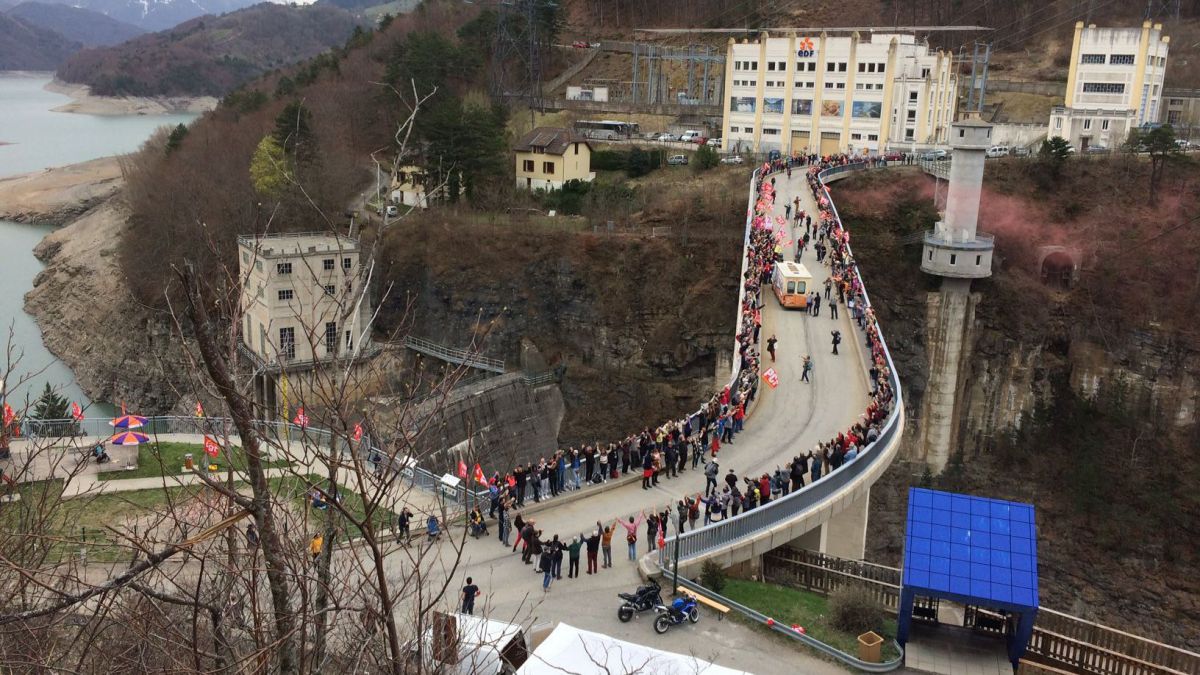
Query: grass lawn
270 474 398 540
99 441 289 481
720 578 901 661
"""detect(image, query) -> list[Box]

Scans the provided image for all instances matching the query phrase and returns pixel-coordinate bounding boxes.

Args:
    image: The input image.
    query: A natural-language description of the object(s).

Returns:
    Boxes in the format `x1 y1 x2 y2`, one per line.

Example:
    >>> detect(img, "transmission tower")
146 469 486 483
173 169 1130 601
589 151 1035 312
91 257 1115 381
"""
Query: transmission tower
491 0 558 111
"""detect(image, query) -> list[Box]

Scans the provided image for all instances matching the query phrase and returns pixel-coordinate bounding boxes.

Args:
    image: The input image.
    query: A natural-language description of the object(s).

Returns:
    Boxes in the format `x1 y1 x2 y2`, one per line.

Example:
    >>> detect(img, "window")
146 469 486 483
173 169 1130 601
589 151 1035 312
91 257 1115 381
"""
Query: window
909 91 918 102
763 128 780 135
750 61 758 70
1168 110 1181 124
323 258 334 271
279 327 295 360
1083 119 1092 130
1055 117 1062 129
1082 82 1125 94
949 254 957 265
905 128 915 140
850 133 862 140
342 257 352 270
345 330 353 351
1101 119 1109 131
768 61 776 71
825 81 835 89
975 255 982 266
734 61 741 70
858 63 866 73
836 82 845 89
928 249 933 261
1109 54 1135 65
827 62 836 72
574 143 579 155
242 251 249 264
867 134 878 141
255 260 263 272
325 322 337 355
542 161 555 174
877 63 886 72
838 62 847 72
921 68 930 78
276 262 292 275
907 110 917 120
324 284 336 296
522 159 534 172
277 289 294 301
1080 54 1106 64
729 126 739 133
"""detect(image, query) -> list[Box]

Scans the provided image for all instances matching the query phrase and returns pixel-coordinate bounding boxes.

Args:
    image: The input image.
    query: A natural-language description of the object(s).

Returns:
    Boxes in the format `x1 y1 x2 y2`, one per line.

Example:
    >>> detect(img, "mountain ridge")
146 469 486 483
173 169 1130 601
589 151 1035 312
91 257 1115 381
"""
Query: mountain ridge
8 1 144 47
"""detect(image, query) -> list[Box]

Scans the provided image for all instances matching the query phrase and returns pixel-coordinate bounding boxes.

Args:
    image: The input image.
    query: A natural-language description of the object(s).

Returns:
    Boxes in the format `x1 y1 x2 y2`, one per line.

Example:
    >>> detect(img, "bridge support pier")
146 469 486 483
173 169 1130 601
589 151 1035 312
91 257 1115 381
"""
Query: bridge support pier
787 489 870 561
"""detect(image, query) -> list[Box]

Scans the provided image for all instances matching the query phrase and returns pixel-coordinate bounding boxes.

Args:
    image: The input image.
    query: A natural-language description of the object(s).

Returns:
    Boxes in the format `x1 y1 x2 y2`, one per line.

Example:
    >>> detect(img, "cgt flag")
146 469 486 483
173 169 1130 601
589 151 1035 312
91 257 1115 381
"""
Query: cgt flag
353 423 363 442
203 435 221 458
473 463 486 486
457 460 468 479
2 403 13 427
762 367 780 388
71 402 85 422
195 401 204 417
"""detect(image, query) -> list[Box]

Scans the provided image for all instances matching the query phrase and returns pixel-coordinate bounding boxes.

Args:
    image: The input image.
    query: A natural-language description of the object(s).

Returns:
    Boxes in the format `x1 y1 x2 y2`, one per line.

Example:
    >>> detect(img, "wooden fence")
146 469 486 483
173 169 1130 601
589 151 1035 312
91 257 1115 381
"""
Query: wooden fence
762 547 1200 675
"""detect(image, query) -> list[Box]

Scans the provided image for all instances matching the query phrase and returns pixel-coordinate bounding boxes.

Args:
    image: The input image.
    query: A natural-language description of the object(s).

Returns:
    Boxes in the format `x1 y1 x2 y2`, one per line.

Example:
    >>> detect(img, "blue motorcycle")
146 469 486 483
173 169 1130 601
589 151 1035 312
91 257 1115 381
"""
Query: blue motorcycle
653 594 700 634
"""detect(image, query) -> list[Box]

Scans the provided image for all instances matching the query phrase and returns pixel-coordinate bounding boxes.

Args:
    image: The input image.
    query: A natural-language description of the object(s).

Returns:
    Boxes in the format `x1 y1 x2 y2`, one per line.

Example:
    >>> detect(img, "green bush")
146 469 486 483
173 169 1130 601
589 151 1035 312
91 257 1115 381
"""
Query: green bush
828 584 883 634
699 559 727 593
694 145 719 171
539 179 592 215
591 149 628 172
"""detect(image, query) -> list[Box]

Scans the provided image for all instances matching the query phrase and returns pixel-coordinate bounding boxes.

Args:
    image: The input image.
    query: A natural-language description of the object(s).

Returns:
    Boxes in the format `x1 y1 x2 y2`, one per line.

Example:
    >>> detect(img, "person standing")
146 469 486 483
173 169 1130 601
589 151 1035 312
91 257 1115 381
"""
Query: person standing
539 546 555 592
766 334 778 362
646 513 659 552
567 536 584 578
618 512 645 560
641 449 654 490
583 528 600 575
309 533 323 562
801 355 813 383
831 330 841 355
461 577 480 615
830 297 839 320
600 525 614 568
704 458 720 496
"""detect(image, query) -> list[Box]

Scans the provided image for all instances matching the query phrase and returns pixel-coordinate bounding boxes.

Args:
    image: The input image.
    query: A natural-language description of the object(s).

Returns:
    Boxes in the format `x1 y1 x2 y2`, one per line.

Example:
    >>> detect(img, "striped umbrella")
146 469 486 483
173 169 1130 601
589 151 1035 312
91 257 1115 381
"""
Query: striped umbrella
110 415 148 429
110 431 149 445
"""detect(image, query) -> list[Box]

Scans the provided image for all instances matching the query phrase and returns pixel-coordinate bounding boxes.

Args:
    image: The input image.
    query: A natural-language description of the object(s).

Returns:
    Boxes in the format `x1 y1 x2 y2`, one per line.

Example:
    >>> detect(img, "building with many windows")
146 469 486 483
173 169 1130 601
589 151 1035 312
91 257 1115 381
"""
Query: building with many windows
1160 88 1200 142
238 232 376 418
720 31 957 156
1049 21 1170 151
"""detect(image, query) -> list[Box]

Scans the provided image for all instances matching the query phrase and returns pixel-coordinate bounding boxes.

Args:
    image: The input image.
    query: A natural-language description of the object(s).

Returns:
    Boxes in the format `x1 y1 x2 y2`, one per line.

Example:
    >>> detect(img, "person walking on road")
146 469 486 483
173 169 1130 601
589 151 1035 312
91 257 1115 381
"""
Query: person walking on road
704 458 720 496
830 298 839 320
801 355 813 382
461 577 480 615
766 334 778 362
831 330 841 355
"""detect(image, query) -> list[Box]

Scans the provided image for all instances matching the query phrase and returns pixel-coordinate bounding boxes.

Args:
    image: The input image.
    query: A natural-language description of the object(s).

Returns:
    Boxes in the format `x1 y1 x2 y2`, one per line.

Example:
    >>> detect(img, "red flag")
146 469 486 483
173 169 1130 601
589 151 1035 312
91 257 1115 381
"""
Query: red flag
473 463 486 486
656 525 666 550
293 408 309 428
71 402 85 421
203 435 221 458
195 401 204 417
457 460 468 479
353 423 363 442
2 404 13 427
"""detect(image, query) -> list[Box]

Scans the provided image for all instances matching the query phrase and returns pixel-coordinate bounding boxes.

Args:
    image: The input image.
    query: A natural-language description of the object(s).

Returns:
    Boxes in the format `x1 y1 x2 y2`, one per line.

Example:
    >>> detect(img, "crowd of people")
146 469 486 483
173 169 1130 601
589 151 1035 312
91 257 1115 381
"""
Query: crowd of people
421 154 900 601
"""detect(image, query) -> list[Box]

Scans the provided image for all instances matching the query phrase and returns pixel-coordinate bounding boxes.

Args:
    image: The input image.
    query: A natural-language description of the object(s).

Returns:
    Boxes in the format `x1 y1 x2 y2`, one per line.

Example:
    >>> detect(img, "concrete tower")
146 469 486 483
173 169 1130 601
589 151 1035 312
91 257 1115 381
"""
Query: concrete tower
916 118 995 472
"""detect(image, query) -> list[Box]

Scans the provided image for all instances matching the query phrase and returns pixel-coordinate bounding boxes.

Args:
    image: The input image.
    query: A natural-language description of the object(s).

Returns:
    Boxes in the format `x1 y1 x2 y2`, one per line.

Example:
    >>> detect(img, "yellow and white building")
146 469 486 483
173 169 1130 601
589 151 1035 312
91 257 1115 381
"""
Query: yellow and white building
1050 21 1170 150
721 31 957 156
513 127 594 191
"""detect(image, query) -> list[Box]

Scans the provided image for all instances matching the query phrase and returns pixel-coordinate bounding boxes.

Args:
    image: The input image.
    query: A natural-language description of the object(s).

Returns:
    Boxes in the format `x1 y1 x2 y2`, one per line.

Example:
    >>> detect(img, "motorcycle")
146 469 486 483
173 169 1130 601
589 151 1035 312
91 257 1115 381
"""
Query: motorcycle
653 594 700 634
617 580 662 623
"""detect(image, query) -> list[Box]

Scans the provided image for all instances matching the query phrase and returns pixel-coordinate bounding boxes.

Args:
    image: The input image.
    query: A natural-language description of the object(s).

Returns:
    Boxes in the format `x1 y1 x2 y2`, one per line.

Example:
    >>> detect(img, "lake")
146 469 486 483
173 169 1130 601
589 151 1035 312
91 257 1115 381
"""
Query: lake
0 72 196 413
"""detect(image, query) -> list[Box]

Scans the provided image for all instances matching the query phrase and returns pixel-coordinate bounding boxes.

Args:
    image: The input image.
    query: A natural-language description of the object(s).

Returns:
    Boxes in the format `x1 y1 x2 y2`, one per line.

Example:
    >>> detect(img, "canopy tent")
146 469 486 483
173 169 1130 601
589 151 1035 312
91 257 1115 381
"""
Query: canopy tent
896 488 1039 667
517 623 749 675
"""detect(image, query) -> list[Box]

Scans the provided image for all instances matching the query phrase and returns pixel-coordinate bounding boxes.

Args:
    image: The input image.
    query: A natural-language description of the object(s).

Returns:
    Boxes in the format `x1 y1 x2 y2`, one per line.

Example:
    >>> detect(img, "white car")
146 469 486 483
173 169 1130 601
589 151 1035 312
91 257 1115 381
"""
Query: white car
656 132 676 142
706 138 722 147
985 145 1010 158
385 205 399 217
720 155 744 165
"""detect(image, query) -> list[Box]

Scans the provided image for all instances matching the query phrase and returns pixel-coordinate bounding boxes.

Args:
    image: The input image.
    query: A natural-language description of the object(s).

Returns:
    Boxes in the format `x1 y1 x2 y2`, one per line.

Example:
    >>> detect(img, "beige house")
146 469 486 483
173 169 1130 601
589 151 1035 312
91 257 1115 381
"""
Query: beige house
237 232 376 418
513 127 594 191
389 165 464 208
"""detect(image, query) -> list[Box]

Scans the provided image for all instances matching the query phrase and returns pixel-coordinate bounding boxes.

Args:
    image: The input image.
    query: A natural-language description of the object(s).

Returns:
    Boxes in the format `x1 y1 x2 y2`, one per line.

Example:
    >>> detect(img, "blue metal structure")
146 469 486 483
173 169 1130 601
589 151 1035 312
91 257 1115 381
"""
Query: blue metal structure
897 487 1039 667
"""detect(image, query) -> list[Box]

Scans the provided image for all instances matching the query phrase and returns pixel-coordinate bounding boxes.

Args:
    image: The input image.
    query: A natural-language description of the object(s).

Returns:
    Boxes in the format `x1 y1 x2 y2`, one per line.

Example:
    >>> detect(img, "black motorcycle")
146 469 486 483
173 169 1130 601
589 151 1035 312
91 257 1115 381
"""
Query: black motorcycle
617 580 663 623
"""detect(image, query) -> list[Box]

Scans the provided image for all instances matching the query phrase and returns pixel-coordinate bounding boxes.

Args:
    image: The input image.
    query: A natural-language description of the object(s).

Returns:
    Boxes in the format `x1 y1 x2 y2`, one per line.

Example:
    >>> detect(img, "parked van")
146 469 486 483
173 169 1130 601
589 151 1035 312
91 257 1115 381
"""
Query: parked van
667 154 689 166
678 130 700 143
772 262 813 309
986 145 1010 158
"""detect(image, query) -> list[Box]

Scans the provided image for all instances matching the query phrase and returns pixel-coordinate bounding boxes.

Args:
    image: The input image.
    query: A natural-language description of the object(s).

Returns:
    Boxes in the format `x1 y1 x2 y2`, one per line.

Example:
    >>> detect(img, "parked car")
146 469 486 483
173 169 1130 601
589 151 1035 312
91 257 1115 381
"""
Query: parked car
1084 145 1110 154
385 205 399 217
667 154 689 166
1012 146 1032 157
678 130 701 143
920 149 948 161
571 40 589 48
720 155 744 165
882 151 904 161
656 132 676 142
1175 138 1194 150
706 138 722 147
986 145 1010 158
692 136 708 145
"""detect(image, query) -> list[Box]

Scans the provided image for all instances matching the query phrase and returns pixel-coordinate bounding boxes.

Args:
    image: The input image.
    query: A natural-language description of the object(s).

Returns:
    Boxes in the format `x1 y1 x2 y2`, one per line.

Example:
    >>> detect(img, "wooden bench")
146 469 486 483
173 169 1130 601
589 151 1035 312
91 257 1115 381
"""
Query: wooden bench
686 591 731 620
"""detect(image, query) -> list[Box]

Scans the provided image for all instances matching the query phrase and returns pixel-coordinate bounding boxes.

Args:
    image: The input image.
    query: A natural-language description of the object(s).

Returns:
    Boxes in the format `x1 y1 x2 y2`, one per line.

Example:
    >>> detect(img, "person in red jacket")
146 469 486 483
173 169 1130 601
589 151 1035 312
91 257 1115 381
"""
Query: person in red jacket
759 474 772 506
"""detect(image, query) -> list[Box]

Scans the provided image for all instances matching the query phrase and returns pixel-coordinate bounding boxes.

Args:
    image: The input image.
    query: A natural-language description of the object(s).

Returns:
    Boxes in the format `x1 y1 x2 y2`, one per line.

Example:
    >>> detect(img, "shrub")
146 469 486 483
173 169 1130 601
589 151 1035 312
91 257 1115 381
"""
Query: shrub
590 150 628 172
699 559 727 593
694 145 719 171
828 584 883 634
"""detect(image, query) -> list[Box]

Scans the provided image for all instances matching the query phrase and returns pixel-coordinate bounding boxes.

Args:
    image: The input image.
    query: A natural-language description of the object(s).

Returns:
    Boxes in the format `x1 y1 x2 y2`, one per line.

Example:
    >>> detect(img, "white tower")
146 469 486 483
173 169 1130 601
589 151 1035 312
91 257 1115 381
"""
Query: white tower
921 118 995 278
916 117 995 473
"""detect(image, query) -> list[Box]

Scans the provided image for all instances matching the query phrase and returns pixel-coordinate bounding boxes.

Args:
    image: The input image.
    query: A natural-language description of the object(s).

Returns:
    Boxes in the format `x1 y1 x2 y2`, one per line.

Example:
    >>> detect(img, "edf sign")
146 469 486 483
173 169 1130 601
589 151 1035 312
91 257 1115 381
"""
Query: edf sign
796 37 816 58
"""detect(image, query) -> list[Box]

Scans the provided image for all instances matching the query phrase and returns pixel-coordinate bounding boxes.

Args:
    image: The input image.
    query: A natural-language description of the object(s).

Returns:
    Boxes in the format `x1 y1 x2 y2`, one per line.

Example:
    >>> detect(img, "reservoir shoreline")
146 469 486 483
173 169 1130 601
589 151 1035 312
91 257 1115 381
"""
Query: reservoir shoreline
44 79 217 117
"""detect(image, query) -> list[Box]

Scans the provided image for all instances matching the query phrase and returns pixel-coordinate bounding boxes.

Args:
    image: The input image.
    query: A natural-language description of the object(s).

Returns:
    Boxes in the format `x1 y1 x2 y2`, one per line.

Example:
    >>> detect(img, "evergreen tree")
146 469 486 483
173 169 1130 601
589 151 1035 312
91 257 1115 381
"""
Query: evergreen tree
30 383 69 421
250 135 291 198
165 124 189 155
273 101 316 167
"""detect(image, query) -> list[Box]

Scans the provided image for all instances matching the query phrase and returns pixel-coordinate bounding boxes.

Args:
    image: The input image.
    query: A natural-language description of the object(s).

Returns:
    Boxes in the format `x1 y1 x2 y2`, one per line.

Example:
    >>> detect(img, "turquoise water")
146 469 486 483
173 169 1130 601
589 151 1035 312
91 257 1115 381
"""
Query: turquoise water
0 72 197 412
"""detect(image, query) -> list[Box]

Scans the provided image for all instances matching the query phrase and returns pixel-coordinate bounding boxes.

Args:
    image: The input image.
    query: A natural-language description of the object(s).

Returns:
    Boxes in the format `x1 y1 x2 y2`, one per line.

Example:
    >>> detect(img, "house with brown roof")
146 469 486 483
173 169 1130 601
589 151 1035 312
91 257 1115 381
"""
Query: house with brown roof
513 127 594 191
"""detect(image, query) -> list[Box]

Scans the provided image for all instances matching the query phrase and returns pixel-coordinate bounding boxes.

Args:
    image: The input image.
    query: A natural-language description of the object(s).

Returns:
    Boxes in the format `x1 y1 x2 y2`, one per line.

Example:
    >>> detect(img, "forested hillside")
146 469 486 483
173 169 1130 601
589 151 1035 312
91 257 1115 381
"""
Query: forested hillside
56 3 361 96
0 12 79 69
8 2 143 47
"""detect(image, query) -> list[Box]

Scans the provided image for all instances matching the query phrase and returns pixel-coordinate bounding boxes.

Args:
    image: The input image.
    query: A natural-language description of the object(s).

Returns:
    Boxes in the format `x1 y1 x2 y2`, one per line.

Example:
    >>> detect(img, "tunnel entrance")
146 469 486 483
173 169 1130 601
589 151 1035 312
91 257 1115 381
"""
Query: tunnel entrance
1040 251 1077 289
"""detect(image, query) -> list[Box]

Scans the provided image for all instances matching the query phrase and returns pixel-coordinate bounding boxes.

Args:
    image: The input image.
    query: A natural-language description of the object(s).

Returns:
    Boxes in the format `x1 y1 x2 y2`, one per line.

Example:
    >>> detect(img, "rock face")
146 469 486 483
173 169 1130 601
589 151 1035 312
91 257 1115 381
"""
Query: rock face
24 199 193 411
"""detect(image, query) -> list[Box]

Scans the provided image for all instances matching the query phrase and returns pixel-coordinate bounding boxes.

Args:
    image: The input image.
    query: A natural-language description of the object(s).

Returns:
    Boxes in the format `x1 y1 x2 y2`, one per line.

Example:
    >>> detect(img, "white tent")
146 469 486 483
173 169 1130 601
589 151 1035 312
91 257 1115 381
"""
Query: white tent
517 623 751 675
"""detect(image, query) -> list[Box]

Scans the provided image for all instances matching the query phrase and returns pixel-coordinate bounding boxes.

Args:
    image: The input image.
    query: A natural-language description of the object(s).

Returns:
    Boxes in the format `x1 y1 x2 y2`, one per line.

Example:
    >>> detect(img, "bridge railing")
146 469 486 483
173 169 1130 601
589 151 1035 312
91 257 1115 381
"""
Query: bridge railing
402 335 506 374
662 160 904 563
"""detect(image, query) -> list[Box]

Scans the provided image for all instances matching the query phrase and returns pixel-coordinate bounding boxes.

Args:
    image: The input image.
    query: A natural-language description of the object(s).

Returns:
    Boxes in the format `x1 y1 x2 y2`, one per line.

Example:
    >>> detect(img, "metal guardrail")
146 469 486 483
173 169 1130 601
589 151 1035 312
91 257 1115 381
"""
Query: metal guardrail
402 335 506 374
919 158 951 179
662 160 905 563
668 574 905 672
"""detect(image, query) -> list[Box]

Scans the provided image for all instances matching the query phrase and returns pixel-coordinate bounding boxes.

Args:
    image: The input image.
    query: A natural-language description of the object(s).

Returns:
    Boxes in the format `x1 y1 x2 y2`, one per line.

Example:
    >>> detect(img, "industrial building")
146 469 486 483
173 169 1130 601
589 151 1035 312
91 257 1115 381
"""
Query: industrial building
720 31 958 156
1049 21 1170 151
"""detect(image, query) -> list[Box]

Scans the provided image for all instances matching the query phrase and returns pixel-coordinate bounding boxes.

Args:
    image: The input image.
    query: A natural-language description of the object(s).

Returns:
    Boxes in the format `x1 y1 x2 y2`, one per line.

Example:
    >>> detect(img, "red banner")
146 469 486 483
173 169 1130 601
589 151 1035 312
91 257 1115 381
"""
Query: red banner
762 367 780 389
473 463 486 486
457 460 468 479
353 423 363 442
71 402 85 422
293 408 309 428
203 435 221 458
2 404 13 427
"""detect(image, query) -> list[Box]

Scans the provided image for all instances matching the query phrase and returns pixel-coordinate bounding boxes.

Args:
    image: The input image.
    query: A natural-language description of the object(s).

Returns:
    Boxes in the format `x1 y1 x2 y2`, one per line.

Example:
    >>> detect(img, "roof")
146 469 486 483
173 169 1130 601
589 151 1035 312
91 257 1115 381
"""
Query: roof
902 488 1038 611
517 623 749 675
513 127 591 155
776 262 812 278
